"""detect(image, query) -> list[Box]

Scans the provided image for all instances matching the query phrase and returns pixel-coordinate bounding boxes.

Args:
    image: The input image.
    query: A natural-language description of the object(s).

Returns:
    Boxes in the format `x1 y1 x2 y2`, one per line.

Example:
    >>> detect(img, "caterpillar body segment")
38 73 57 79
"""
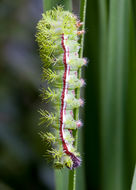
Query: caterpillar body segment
36 7 85 169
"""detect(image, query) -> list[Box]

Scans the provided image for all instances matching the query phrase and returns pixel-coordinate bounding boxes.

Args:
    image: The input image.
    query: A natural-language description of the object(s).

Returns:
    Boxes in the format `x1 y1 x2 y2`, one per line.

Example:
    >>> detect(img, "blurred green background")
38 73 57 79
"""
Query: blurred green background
0 0 54 189
0 0 136 190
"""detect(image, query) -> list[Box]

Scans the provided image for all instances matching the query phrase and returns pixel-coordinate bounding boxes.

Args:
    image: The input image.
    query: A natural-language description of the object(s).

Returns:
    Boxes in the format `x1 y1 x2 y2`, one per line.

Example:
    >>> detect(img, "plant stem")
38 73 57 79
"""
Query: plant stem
68 0 87 190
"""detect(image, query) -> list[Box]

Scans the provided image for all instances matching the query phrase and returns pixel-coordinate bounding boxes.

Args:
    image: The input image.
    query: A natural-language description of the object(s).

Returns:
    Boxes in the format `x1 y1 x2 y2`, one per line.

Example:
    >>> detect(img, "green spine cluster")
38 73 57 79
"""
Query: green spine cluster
36 7 85 169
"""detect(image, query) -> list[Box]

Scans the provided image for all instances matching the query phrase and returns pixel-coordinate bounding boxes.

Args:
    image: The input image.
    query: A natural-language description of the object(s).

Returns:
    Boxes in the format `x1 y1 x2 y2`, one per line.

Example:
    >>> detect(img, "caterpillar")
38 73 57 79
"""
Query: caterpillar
36 7 86 170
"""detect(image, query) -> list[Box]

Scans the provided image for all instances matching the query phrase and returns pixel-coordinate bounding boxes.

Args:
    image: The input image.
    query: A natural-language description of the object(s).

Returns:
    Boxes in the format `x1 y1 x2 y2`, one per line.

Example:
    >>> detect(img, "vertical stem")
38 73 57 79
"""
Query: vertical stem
68 0 87 190
79 0 87 58
98 0 108 189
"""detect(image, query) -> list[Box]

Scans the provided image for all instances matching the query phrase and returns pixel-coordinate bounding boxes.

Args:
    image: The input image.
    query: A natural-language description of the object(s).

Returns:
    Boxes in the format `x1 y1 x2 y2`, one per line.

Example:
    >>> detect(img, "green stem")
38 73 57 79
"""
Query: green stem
68 0 87 190
79 0 87 58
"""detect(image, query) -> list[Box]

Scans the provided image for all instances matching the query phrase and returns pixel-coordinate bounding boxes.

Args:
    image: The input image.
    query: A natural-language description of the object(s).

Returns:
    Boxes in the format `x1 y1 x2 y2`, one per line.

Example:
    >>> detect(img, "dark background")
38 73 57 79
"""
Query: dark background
0 0 55 189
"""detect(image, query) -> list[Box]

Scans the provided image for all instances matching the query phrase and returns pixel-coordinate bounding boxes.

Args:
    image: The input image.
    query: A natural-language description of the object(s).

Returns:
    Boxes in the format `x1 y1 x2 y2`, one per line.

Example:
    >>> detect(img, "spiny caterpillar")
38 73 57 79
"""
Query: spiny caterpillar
36 7 86 169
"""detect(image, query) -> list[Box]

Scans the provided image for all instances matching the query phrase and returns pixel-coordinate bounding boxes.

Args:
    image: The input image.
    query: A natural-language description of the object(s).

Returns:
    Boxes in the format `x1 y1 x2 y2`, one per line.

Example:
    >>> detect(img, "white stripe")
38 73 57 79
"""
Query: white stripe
62 35 71 148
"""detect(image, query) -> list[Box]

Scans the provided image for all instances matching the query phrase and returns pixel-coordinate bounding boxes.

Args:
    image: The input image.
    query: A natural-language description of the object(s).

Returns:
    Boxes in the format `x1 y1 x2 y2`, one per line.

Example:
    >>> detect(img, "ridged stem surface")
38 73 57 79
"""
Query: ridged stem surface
68 0 87 190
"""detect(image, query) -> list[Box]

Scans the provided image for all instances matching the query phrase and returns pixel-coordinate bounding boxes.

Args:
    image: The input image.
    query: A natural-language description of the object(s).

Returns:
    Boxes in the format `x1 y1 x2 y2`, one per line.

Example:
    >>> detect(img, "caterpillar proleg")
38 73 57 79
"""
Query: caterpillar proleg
36 7 86 169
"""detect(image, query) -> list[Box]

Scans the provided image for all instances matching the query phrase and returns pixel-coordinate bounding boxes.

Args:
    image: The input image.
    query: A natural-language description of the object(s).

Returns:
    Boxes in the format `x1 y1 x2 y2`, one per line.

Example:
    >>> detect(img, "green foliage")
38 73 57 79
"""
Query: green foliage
0 0 136 190
85 0 136 190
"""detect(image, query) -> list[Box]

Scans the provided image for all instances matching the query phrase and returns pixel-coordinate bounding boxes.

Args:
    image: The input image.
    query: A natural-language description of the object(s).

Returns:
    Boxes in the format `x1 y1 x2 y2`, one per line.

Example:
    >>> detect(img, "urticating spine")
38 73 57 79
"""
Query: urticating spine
36 7 86 169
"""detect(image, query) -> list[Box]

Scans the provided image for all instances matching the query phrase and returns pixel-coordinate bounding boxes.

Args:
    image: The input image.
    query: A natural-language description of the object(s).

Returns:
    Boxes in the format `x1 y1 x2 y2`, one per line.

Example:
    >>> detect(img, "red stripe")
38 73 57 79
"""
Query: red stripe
60 34 71 156
60 34 81 169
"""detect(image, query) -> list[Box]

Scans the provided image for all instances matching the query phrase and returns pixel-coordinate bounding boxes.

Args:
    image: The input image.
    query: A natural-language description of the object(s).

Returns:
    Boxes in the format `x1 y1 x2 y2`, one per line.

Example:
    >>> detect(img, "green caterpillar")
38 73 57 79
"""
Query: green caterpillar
36 7 86 169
